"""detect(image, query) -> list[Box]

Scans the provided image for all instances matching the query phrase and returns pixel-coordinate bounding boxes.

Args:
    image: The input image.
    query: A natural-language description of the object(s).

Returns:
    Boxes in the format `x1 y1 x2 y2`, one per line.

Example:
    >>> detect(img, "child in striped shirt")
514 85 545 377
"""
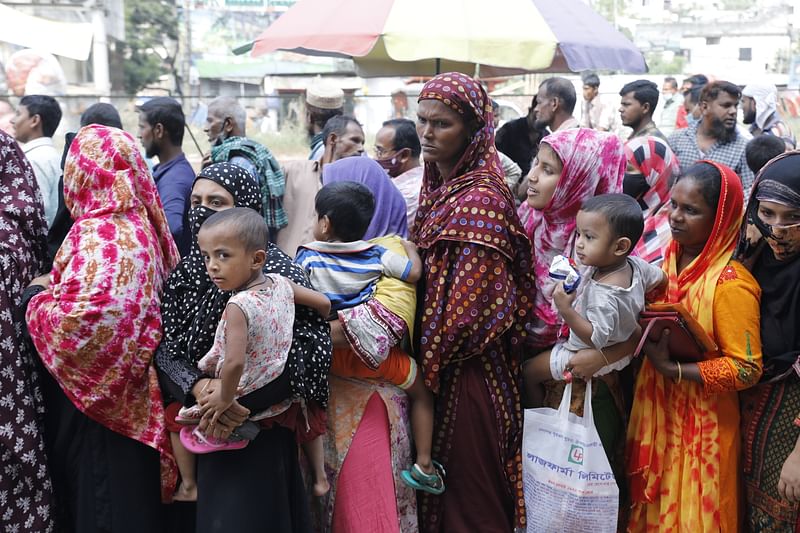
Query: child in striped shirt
295 181 445 495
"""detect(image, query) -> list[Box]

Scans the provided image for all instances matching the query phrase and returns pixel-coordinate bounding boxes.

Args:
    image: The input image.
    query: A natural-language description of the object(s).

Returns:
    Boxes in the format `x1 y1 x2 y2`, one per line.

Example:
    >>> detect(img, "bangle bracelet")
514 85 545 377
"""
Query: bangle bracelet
599 350 610 366
673 362 682 384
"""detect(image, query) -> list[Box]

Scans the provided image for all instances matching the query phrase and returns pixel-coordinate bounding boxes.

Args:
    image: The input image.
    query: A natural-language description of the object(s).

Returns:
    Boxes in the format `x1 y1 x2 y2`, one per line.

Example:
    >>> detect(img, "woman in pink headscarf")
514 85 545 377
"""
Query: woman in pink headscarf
519 127 626 351
25 125 180 531
519 128 631 499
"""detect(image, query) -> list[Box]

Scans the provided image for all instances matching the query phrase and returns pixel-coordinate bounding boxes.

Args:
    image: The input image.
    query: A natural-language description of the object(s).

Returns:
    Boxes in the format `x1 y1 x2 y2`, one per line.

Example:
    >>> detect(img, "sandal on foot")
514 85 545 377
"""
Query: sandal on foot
399 461 446 495
179 426 249 454
175 406 202 425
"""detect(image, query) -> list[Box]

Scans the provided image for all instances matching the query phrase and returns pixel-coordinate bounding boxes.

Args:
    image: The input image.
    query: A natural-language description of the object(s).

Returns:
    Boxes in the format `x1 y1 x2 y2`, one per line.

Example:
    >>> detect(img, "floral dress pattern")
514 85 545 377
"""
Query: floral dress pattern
198 274 295 403
0 130 55 531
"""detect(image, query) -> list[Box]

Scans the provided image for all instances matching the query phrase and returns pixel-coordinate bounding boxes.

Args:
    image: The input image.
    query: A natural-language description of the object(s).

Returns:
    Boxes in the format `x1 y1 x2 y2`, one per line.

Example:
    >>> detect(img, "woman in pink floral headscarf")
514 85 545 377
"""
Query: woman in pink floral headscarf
519 127 626 351
519 128 632 506
25 125 180 531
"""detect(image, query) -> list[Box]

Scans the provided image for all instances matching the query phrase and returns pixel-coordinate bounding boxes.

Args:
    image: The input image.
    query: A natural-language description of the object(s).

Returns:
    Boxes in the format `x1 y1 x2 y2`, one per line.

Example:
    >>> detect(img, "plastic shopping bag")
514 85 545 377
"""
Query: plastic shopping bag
523 381 619 533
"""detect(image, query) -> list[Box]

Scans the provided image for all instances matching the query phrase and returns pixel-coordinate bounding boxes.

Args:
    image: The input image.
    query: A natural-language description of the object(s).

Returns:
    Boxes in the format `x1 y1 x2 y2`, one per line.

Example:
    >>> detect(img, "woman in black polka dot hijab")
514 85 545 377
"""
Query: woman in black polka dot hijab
155 162 330 528
155 161 331 418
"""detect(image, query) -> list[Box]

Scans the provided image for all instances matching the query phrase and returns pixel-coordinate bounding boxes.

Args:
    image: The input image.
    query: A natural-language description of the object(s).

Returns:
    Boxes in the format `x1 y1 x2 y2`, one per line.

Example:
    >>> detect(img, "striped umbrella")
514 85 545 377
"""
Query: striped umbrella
242 0 647 76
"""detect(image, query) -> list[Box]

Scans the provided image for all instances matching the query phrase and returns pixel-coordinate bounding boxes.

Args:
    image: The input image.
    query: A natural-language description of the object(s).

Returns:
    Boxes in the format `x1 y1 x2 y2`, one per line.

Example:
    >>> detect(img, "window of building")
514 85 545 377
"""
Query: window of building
739 48 752 61
706 36 721 45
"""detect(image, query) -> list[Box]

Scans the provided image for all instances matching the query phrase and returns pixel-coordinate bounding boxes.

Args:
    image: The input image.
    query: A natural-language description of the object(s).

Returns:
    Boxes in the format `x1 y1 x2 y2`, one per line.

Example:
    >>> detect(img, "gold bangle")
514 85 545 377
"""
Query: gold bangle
674 362 682 384
599 350 610 366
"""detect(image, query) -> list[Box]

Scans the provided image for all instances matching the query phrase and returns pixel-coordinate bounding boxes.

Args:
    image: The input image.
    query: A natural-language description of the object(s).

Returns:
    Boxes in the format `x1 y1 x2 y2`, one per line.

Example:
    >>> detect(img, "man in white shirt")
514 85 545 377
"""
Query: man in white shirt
12 95 62 227
658 77 683 137
374 118 423 232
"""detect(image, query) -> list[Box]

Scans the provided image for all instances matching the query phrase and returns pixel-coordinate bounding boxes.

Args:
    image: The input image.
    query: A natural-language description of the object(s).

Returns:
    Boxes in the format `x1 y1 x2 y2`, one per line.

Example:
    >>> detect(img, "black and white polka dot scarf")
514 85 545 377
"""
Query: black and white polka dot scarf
159 162 331 405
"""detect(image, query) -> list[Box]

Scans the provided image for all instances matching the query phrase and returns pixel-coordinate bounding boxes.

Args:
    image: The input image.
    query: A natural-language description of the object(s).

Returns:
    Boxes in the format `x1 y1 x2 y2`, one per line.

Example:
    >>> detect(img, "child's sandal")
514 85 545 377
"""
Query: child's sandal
399 461 446 495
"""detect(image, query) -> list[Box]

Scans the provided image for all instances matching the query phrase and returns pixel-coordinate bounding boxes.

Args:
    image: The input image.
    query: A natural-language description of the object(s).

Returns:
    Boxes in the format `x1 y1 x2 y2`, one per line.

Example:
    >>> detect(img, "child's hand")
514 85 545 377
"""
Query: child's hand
200 386 234 426
553 281 576 313
567 349 606 381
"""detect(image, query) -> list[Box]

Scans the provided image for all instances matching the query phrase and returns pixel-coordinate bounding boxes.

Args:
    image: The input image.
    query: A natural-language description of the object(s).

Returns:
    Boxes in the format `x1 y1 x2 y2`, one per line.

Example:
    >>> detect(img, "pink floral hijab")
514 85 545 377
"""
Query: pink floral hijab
26 125 180 501
519 128 625 348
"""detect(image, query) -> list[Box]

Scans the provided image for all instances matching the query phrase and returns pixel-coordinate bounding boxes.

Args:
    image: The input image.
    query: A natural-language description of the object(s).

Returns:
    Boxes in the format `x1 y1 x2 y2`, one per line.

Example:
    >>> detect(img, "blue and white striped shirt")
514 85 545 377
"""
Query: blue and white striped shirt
295 240 413 311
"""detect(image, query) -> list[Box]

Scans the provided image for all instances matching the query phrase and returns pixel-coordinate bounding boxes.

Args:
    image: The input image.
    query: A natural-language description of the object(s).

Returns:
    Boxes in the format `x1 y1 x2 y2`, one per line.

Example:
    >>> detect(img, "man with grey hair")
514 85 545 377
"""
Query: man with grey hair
203 95 287 239
533 77 579 133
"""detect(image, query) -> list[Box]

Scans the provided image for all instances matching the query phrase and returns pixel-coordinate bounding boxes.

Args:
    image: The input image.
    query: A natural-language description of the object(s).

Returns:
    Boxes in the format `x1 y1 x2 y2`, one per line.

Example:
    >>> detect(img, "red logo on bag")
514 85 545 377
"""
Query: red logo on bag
568 445 584 465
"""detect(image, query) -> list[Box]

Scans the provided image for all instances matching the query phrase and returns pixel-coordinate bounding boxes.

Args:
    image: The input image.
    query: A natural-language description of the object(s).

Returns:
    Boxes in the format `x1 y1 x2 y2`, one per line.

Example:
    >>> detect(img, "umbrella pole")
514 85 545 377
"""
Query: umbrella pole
435 58 441 75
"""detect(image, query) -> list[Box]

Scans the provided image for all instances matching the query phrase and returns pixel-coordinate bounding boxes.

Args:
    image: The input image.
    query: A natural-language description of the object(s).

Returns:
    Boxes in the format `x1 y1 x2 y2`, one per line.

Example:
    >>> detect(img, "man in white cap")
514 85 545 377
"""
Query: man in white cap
742 83 795 149
306 79 344 160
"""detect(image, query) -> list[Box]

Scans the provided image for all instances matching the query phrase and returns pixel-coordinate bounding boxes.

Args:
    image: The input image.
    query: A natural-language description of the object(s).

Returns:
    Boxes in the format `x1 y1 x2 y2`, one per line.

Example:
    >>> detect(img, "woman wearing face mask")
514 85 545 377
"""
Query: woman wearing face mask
155 162 330 532
623 135 680 264
738 152 800 531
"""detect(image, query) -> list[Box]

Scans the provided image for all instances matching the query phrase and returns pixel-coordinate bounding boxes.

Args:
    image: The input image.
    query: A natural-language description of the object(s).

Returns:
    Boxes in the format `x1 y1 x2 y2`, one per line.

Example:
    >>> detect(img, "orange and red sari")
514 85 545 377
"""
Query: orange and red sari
627 161 763 532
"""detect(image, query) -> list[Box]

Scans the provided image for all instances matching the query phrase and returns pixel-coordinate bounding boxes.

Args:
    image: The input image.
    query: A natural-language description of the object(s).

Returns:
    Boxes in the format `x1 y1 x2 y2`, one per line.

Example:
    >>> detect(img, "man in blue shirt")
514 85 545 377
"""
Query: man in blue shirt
138 97 195 256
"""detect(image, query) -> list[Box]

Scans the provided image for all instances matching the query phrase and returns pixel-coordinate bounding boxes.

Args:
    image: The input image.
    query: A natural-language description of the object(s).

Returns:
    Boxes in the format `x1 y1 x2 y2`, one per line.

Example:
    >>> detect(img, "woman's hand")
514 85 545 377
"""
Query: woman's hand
28 274 51 289
567 349 606 381
199 387 234 426
198 399 250 440
191 378 214 404
779 447 800 502
643 329 677 377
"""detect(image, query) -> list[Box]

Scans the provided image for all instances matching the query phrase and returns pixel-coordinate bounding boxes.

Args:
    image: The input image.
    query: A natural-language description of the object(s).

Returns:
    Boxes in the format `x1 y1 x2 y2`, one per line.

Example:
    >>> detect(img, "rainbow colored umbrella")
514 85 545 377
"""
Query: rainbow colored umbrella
241 0 647 76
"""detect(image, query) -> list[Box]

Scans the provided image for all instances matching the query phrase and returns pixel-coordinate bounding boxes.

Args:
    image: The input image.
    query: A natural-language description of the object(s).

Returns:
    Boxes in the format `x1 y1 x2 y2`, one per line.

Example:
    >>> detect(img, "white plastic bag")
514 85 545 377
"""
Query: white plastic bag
523 381 619 533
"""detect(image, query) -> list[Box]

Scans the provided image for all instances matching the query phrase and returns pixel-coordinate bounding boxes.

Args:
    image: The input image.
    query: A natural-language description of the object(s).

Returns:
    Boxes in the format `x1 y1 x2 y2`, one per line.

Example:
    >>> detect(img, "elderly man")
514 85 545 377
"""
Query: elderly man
667 81 755 192
533 77 579 133
204 95 286 238
305 79 344 161
742 83 796 149
320 114 364 165
276 114 364 257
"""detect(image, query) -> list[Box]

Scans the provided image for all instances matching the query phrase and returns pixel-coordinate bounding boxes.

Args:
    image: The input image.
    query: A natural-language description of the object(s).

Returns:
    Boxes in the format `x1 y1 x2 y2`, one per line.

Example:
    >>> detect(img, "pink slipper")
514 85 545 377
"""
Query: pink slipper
179 426 249 454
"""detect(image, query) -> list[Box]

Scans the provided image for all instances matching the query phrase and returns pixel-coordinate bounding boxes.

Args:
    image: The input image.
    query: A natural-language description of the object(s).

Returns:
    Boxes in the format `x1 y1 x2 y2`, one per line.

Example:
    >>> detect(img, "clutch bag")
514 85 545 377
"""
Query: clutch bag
634 302 717 363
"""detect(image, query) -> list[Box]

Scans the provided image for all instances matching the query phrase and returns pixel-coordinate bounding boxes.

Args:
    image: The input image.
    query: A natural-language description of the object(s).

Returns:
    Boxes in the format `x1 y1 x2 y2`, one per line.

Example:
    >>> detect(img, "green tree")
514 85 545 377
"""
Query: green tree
116 0 179 94
644 51 686 75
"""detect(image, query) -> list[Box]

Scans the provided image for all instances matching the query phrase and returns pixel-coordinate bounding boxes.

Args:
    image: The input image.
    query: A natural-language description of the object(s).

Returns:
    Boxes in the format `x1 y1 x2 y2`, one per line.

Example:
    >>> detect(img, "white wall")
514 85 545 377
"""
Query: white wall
681 33 791 78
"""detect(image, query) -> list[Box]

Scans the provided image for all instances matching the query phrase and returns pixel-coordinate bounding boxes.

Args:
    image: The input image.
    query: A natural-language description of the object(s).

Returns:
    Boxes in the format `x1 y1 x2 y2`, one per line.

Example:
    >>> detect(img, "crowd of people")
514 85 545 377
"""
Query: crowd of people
1 69 799 533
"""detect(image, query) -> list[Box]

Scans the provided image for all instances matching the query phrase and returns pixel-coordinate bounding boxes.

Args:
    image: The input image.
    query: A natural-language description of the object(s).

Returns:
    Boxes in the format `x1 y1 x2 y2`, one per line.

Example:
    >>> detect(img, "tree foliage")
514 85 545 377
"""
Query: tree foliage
117 0 179 94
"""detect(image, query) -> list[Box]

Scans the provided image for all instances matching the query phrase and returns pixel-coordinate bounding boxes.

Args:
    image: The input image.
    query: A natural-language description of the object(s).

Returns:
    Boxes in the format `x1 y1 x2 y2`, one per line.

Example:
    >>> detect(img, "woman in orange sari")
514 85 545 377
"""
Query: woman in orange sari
627 161 763 531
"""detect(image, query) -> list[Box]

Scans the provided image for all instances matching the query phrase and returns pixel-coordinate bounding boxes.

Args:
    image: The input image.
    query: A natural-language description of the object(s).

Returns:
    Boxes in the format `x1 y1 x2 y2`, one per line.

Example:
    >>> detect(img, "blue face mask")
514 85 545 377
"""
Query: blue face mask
686 113 701 127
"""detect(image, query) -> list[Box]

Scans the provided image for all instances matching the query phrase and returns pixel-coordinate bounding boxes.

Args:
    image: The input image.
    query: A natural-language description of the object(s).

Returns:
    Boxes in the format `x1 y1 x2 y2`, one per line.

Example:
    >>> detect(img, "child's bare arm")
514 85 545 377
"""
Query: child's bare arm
291 280 331 317
401 239 422 283
218 304 247 406
553 282 595 347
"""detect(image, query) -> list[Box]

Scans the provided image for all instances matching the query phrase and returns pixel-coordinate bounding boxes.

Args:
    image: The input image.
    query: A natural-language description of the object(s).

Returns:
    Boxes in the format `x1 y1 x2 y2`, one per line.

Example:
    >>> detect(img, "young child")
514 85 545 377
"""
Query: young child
173 207 332 501
294 181 444 494
524 194 667 406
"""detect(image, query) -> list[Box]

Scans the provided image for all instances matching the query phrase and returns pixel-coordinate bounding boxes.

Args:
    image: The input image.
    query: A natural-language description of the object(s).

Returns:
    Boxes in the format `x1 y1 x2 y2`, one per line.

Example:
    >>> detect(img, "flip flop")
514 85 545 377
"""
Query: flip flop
399 461 446 495
179 426 249 454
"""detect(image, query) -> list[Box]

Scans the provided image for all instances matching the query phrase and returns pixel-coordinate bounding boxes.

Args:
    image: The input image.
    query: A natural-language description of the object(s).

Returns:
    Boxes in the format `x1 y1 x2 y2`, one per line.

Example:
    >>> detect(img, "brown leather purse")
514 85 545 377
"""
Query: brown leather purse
633 302 718 363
